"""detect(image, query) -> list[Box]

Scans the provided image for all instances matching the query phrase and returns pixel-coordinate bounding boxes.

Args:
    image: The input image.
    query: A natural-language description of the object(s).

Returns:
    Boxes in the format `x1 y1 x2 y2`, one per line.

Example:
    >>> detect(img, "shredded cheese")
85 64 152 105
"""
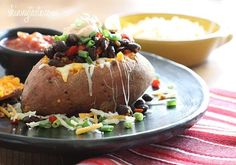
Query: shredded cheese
94 114 98 124
76 123 103 135
0 75 23 98
116 52 124 61
0 107 11 118
79 113 94 118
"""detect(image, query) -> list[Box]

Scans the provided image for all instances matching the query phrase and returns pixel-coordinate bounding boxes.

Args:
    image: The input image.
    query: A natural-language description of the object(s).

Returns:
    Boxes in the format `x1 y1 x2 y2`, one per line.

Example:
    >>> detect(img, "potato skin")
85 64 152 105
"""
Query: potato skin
21 53 155 115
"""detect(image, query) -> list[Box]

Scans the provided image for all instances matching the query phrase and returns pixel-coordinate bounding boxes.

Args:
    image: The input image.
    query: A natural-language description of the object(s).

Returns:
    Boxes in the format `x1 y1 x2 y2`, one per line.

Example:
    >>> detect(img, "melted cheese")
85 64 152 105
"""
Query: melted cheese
54 58 116 96
55 63 83 82
56 64 72 82
83 63 95 96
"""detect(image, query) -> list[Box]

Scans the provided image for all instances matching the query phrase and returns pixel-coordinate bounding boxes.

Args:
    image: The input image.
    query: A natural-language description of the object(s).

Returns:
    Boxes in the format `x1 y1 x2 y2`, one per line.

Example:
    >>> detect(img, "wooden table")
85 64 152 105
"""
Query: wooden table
0 0 235 164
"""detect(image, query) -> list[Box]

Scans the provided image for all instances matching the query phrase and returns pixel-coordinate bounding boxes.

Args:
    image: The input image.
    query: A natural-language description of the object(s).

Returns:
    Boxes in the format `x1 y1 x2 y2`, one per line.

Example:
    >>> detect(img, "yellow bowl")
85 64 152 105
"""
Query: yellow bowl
105 13 233 67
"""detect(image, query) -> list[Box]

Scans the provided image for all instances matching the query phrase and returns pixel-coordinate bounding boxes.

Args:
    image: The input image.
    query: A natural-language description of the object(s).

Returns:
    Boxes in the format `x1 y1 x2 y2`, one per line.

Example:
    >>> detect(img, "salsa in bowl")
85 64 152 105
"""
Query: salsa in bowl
0 27 62 80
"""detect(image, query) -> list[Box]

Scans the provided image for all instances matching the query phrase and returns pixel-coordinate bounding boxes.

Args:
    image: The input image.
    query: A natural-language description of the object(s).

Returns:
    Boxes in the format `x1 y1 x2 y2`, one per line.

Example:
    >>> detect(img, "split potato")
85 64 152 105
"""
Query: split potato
21 53 155 115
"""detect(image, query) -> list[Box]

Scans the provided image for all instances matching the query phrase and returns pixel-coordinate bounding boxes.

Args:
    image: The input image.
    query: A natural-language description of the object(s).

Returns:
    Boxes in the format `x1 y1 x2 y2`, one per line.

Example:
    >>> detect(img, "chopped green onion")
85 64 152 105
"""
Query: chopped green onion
85 56 93 65
89 31 97 38
86 40 95 47
80 37 91 44
109 34 121 41
98 116 106 122
134 112 144 122
64 118 74 126
52 119 61 128
53 35 60 41
56 115 75 130
102 29 111 38
71 116 81 124
53 34 68 42
123 120 133 129
167 99 176 108
39 119 51 128
70 119 79 127
78 50 89 58
82 119 92 127
100 125 114 132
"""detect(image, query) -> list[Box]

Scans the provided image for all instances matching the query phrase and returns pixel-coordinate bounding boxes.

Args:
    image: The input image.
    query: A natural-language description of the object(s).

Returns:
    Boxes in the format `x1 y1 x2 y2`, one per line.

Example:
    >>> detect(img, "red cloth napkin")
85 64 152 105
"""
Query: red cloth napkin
78 89 236 165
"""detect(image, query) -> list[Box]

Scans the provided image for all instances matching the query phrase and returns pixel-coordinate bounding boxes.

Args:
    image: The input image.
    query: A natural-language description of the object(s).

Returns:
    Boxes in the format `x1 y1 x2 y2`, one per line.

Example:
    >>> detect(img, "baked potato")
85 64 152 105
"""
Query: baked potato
21 53 154 115
21 15 155 115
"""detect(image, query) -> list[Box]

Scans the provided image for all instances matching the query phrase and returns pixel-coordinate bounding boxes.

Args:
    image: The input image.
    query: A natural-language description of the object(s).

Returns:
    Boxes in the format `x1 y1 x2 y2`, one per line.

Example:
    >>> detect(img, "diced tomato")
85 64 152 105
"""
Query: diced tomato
43 35 54 44
65 46 79 57
121 33 130 40
152 79 160 89
4 31 53 53
49 115 57 123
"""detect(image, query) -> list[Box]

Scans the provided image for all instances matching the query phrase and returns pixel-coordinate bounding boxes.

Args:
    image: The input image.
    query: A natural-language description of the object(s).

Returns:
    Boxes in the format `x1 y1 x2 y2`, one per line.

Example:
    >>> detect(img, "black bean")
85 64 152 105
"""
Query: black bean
134 99 145 108
101 38 109 51
116 105 132 115
61 57 72 64
44 46 55 58
119 39 130 46
109 41 115 47
142 94 153 102
53 41 67 52
48 59 66 67
100 50 108 58
22 116 41 123
107 46 116 58
117 46 125 52
66 34 79 46
88 46 97 61
127 43 141 53
74 56 86 63
54 52 65 58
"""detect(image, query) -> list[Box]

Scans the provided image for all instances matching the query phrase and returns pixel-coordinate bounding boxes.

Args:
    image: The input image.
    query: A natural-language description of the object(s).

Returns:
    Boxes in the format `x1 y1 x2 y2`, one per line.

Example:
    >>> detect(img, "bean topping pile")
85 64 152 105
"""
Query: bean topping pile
44 30 141 67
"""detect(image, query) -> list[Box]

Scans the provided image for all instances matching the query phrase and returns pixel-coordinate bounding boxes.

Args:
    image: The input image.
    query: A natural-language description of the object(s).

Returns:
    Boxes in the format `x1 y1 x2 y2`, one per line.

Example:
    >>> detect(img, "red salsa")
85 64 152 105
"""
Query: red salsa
3 31 54 53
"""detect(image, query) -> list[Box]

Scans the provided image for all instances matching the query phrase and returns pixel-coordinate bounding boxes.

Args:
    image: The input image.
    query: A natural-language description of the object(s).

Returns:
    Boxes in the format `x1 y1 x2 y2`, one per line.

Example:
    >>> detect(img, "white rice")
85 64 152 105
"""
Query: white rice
122 16 207 41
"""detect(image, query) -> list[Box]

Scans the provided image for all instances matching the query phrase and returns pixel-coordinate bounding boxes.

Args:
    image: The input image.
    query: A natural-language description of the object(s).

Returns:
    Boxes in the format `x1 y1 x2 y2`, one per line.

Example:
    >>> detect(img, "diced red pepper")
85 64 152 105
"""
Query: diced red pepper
121 33 130 40
65 46 79 57
49 115 57 123
134 108 144 113
96 47 102 56
78 45 86 51
96 32 103 38
152 79 160 89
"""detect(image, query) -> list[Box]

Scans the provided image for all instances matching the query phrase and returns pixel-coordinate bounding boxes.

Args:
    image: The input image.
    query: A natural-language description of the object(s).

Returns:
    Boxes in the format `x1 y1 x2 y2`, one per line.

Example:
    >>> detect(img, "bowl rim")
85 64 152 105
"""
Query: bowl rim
105 12 229 42
0 26 62 57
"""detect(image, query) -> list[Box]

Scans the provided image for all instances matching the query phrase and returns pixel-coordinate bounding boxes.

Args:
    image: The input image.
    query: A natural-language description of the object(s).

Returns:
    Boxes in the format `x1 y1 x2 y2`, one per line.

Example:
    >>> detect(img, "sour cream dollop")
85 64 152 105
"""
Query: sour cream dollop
64 14 101 37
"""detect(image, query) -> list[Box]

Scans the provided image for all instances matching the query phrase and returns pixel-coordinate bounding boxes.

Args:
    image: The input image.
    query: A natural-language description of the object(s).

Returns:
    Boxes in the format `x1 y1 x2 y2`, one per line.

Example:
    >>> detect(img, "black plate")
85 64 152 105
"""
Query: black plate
0 52 208 156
